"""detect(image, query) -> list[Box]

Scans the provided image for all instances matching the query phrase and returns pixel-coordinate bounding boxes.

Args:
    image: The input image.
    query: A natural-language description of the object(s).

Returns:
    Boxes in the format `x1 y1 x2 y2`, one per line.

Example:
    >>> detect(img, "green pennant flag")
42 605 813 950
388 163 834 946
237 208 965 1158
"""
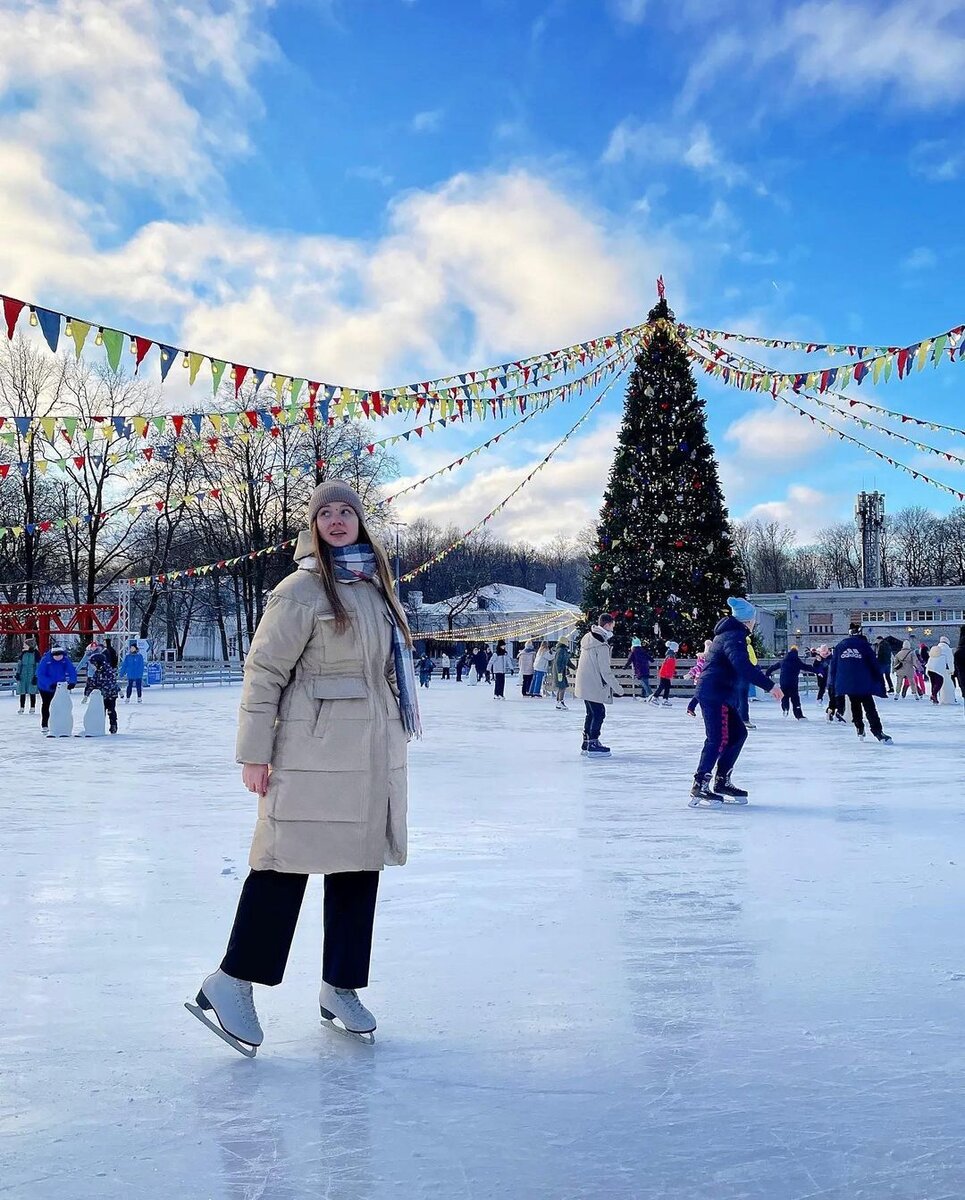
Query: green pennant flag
210 359 227 395
152 416 166 435
62 416 78 438
290 378 304 404
226 412 238 429
69 320 91 359
932 335 947 365
84 426 96 444
102 329 124 372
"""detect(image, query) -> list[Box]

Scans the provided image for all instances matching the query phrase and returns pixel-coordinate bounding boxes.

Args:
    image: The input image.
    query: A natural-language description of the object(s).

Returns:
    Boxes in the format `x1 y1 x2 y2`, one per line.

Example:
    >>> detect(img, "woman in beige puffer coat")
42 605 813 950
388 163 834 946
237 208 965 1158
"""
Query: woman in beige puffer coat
188 481 416 1055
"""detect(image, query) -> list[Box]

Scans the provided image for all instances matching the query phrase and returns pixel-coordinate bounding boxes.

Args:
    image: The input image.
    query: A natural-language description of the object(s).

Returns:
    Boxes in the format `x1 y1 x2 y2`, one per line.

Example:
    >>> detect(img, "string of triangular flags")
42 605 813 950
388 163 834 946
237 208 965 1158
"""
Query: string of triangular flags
682 322 964 396
1 290 646 428
681 320 965 361
399 369 625 583
127 364 627 588
687 333 965 439
686 341 965 469
685 342 965 502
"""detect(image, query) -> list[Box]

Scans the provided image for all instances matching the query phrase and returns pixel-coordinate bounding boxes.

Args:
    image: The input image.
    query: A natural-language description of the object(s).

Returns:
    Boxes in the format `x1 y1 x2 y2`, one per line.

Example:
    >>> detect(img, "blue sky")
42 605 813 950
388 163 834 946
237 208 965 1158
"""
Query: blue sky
1 0 964 544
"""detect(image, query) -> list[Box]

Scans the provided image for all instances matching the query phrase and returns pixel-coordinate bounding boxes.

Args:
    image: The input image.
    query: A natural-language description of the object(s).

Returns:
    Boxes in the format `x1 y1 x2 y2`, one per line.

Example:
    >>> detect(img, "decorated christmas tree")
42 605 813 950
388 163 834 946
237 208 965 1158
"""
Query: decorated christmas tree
582 292 744 653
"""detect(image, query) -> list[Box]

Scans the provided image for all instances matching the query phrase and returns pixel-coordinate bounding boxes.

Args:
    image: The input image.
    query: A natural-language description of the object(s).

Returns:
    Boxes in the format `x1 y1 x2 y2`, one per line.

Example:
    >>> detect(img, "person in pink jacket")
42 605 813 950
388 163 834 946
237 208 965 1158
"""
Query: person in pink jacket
649 641 679 706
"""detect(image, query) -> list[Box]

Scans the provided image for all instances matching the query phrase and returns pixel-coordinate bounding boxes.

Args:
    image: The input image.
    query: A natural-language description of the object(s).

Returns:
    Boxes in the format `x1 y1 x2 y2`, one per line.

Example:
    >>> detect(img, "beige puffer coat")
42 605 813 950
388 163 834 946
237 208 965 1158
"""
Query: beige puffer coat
235 531 407 874
574 628 624 704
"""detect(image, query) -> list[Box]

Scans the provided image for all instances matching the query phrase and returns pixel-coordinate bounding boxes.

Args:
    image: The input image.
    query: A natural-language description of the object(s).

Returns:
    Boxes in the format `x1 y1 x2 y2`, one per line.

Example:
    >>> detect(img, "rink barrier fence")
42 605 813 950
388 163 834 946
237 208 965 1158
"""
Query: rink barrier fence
1 659 244 692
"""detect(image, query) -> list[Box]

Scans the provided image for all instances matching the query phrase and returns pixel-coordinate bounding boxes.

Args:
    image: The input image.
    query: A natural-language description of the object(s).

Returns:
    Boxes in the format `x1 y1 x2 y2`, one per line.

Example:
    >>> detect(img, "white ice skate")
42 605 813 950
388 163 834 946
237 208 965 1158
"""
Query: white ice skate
185 969 263 1057
319 982 376 1044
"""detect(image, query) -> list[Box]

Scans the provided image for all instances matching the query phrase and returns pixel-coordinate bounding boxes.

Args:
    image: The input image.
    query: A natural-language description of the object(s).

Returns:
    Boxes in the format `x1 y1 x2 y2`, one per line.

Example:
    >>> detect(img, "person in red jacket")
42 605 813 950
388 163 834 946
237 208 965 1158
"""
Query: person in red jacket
649 641 679 706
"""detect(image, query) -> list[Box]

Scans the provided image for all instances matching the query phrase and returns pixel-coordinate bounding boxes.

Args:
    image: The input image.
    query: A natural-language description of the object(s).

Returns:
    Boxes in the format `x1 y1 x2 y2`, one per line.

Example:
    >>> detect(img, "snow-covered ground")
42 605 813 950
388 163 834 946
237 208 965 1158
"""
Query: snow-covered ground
5 680 965 1199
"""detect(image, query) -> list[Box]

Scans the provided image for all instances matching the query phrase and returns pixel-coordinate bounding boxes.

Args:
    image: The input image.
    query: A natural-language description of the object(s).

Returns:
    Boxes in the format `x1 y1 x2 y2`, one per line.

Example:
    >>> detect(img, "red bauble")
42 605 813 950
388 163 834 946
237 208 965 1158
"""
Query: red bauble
674 540 684 548
624 609 634 618
661 403 669 411
609 610 620 619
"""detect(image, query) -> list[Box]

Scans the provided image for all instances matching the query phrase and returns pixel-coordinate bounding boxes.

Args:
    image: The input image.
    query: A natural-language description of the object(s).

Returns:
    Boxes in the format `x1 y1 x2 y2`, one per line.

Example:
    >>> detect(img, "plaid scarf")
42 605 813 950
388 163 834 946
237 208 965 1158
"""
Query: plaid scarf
330 544 422 740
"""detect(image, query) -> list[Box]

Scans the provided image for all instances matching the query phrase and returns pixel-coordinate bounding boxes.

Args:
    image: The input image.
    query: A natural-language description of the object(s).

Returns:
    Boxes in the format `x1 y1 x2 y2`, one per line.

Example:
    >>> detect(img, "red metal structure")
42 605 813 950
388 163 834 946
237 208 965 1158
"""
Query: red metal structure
0 604 121 653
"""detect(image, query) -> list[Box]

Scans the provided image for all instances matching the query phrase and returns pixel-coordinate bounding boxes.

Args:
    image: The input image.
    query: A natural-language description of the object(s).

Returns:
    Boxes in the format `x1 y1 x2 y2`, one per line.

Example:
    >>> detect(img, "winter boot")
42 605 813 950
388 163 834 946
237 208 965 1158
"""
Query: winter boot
585 739 611 756
689 774 724 808
713 773 749 803
581 735 589 755
874 732 894 744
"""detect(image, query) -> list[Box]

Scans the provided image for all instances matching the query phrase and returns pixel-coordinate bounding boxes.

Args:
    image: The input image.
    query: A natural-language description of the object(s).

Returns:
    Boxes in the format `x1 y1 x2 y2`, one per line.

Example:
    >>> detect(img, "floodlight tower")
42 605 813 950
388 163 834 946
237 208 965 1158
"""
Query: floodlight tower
855 491 885 588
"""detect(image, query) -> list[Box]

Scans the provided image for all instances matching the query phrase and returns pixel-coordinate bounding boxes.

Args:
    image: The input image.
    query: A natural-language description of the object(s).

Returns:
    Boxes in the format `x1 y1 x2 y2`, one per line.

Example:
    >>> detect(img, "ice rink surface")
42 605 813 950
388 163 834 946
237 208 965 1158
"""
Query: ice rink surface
5 679 965 1199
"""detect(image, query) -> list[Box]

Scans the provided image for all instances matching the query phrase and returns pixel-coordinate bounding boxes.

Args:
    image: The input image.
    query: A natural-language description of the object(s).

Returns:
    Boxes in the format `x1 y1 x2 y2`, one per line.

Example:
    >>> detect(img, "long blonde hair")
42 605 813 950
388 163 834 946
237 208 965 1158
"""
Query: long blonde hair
310 518 414 648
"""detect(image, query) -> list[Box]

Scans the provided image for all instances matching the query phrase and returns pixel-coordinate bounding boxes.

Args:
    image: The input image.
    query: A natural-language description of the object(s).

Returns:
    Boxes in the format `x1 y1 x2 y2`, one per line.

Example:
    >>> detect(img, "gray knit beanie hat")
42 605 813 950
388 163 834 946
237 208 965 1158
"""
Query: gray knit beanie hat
308 479 365 526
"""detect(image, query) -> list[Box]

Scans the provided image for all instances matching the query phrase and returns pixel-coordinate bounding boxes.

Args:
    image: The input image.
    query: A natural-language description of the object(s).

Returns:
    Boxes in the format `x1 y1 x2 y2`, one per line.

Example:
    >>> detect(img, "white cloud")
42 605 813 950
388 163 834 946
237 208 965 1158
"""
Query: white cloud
392 415 621 544
609 0 649 24
410 109 443 133
724 404 829 461
737 484 841 541
0 0 274 193
901 246 937 271
602 119 765 193
680 1 965 111
910 139 965 181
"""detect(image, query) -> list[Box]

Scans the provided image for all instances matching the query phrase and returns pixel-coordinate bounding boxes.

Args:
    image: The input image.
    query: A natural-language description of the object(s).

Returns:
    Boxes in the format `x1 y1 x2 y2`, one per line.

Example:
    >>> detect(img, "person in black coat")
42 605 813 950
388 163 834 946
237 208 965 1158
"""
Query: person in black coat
874 637 895 694
828 623 892 742
810 646 831 704
689 597 782 806
765 646 817 720
954 626 965 716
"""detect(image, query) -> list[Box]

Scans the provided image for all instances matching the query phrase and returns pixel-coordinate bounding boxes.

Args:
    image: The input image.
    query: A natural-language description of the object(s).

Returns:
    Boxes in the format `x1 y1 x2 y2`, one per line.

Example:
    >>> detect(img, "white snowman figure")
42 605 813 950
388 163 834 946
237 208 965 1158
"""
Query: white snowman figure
47 682 74 738
82 688 107 737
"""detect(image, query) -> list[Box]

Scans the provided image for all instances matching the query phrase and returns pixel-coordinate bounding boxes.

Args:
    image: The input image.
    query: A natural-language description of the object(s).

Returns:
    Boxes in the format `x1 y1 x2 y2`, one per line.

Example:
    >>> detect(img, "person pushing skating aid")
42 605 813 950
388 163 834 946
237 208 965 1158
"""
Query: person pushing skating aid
689 597 783 808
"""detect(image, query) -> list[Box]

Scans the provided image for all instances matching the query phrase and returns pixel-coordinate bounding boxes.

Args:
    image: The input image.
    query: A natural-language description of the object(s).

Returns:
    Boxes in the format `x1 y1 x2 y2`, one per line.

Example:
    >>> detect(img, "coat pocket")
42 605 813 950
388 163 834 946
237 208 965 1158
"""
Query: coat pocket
311 675 372 770
316 613 362 668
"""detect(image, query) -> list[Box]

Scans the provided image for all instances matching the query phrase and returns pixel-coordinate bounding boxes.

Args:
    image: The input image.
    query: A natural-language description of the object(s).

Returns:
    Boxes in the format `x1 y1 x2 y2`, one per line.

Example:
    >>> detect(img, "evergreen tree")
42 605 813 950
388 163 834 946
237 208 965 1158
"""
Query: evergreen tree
582 296 744 653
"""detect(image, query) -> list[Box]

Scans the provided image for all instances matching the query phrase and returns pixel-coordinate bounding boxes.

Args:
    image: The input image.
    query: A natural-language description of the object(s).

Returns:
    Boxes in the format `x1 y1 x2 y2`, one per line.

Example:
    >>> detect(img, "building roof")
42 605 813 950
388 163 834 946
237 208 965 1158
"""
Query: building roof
411 583 581 618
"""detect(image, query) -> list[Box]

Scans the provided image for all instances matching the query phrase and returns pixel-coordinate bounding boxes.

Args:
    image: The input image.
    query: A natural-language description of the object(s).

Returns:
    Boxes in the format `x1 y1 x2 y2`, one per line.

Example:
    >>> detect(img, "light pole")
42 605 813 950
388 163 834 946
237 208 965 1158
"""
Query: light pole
390 520 407 599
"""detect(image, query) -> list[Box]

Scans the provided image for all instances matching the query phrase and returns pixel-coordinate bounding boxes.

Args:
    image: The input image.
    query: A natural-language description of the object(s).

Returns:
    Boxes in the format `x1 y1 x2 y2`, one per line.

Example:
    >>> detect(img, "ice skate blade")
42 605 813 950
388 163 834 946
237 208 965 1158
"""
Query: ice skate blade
184 1001 258 1058
688 796 724 808
320 1013 376 1045
720 796 749 805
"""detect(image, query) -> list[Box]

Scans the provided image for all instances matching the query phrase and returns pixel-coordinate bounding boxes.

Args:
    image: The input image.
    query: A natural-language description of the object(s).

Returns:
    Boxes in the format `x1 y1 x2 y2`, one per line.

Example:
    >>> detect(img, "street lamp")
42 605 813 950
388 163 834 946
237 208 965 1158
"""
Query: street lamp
389 520 407 599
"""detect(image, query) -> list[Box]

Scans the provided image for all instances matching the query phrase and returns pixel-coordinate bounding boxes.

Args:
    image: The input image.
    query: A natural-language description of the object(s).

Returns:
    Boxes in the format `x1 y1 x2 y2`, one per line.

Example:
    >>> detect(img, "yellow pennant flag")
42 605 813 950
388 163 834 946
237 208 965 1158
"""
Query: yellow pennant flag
209 413 223 434
133 417 150 438
188 353 205 385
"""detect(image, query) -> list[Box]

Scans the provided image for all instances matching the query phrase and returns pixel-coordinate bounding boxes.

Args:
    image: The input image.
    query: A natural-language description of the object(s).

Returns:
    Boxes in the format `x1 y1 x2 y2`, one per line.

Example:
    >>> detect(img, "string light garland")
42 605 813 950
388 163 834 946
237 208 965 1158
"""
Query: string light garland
421 611 581 643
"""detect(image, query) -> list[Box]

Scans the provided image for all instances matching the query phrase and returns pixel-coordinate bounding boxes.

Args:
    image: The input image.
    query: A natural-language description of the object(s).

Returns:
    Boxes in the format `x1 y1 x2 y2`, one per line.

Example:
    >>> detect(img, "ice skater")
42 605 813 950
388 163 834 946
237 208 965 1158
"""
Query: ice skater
15 636 39 715
893 640 922 699
624 638 652 700
811 645 831 705
119 640 146 703
438 652 451 681
488 641 510 699
530 641 552 698
552 639 572 709
36 644 78 733
765 645 817 720
686 639 713 716
650 641 678 706
187 480 419 1055
85 651 120 734
689 597 782 807
828 622 892 743
418 654 433 688
874 637 895 694
518 642 536 696
574 613 624 756
927 636 956 705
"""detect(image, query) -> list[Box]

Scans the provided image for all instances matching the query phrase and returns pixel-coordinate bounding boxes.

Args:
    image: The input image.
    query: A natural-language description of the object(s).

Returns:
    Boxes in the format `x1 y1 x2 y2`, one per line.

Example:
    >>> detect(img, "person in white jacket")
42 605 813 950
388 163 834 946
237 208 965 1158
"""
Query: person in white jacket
573 614 624 756
487 642 511 700
927 637 957 705
530 642 552 698
518 642 536 696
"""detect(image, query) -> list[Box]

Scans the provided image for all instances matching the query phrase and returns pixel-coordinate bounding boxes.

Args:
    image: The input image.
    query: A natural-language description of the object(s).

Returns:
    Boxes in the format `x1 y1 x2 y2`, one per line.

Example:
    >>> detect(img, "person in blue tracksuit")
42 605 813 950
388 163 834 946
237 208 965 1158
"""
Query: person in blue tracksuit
828 623 892 743
690 597 782 807
36 644 78 731
119 641 146 703
765 646 817 720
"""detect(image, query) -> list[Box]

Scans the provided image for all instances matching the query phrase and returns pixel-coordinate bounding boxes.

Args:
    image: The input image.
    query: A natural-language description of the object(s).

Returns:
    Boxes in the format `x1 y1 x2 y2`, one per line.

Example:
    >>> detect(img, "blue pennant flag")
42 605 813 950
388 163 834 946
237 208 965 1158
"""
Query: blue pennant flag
252 370 267 394
14 416 32 436
111 417 127 438
189 413 203 435
36 308 61 352
25 522 35 534
159 346 179 382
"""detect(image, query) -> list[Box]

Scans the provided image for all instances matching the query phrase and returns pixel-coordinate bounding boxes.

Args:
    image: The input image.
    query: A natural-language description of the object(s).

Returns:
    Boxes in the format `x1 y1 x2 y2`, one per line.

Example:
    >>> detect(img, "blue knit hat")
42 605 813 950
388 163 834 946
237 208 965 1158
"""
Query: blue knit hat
631 637 641 647
727 596 756 622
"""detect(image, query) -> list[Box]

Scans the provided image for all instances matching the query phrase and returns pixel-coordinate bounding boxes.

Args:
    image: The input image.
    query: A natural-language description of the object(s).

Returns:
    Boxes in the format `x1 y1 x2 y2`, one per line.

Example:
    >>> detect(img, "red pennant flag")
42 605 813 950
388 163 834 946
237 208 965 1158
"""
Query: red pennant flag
143 447 154 461
155 501 164 511
361 400 370 417
415 427 424 438
371 391 382 416
245 411 258 428
207 437 219 452
416 398 426 416
134 337 152 369
366 444 375 454
316 458 326 469
2 296 25 339
270 426 280 437
211 489 220 499
39 520 52 532
0 464 9 479
171 415 184 436
73 456 86 469
233 365 249 396
897 348 910 378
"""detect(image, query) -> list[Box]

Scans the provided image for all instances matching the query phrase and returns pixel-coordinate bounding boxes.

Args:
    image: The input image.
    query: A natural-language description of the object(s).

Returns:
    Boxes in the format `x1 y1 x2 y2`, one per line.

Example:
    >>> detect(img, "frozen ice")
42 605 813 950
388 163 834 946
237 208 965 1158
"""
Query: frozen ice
4 681 965 1198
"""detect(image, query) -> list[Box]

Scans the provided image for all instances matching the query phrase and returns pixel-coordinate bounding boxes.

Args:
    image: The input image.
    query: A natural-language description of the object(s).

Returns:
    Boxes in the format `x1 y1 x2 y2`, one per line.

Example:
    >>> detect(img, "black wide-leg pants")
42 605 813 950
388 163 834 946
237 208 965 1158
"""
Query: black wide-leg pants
221 868 380 989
